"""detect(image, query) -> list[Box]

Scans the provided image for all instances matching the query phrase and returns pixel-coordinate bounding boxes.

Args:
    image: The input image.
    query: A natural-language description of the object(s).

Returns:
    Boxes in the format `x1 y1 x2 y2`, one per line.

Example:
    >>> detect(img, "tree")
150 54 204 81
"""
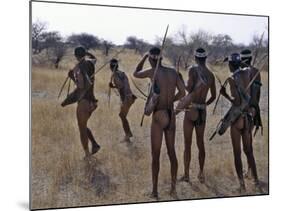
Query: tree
209 34 234 62
189 30 212 50
39 31 67 68
101 40 114 56
125 36 150 55
53 42 67 69
67 33 100 50
250 32 268 69
41 31 62 50
176 27 195 68
32 20 47 54
162 37 183 67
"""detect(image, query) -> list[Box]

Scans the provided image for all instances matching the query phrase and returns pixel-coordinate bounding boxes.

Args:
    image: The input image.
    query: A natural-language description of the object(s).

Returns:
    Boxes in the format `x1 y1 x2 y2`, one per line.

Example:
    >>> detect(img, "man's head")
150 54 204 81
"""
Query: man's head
228 53 241 72
109 58 118 72
74 46 86 61
240 49 252 67
148 47 162 67
195 48 207 65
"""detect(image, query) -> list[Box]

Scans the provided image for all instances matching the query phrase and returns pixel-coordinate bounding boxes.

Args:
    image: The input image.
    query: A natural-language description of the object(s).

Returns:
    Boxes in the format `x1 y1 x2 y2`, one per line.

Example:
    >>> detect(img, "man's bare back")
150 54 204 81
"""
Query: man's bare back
180 48 216 183
134 47 185 198
186 65 216 105
220 53 260 192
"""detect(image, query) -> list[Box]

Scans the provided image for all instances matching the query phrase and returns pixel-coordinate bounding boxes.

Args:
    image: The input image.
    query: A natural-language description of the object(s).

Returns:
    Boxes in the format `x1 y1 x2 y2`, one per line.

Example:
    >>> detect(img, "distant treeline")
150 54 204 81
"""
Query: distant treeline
32 20 268 70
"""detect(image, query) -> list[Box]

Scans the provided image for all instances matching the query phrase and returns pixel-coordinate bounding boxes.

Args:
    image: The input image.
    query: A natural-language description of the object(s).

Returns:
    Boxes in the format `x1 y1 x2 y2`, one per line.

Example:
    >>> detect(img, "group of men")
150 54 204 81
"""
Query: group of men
60 45 263 199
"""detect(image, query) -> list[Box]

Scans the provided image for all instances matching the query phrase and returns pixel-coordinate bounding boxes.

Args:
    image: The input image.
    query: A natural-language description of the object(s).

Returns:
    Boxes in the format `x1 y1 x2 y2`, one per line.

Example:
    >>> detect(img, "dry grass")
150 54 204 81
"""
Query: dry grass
31 49 269 210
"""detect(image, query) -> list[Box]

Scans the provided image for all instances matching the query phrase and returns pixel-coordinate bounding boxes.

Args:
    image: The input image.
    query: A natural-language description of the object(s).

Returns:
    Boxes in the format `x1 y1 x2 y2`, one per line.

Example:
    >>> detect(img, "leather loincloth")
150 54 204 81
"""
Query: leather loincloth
186 103 207 126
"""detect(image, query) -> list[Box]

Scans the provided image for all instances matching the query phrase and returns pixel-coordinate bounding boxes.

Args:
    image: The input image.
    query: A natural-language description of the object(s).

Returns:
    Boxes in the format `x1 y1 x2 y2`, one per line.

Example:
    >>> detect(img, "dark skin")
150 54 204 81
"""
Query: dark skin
181 57 216 183
134 53 186 199
109 65 136 141
241 59 262 179
69 54 100 159
220 62 260 192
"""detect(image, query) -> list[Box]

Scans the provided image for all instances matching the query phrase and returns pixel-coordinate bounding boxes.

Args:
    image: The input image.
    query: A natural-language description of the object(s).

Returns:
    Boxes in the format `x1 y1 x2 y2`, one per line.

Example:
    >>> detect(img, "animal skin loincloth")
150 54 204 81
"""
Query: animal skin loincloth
191 103 206 126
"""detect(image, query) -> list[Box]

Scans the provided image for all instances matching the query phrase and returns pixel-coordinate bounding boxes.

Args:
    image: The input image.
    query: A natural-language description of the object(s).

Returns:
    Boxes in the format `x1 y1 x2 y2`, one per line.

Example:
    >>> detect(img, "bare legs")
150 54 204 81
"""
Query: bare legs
150 111 178 198
119 97 134 141
230 117 259 192
76 99 100 158
182 113 206 183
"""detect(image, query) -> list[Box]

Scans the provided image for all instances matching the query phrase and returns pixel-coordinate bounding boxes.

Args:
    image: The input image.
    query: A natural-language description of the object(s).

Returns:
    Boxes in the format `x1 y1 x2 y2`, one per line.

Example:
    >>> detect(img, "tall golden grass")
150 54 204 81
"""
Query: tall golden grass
31 49 268 209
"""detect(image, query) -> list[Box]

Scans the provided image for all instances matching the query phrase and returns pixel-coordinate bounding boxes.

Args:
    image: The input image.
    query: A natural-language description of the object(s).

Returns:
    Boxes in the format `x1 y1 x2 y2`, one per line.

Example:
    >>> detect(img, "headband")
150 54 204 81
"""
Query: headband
195 51 207 58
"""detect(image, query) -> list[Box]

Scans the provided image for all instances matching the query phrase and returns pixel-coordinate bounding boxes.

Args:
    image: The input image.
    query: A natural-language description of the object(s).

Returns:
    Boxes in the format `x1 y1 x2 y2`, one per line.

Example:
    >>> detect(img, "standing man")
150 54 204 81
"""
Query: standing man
219 53 260 192
108 59 137 142
240 49 263 178
61 46 100 159
134 47 186 199
180 48 216 183
240 49 262 134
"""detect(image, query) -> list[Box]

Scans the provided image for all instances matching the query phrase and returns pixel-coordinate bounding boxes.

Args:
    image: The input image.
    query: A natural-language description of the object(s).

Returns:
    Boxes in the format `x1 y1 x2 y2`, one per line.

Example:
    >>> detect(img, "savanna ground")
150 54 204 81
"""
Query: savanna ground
31 48 268 210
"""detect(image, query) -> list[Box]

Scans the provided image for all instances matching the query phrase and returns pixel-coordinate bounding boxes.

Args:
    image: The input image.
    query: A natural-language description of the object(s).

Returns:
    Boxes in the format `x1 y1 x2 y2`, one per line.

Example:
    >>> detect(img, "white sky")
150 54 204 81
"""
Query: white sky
32 1 268 45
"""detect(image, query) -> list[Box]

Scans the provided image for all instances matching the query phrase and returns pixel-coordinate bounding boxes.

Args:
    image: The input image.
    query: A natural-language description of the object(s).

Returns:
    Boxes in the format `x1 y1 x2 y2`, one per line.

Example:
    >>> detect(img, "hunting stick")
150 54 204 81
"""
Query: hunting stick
209 67 263 141
108 63 118 108
140 25 169 126
213 78 228 114
245 66 263 91
176 55 182 74
152 25 169 84
140 82 151 127
252 32 265 67
57 75 69 99
108 80 112 108
66 76 71 97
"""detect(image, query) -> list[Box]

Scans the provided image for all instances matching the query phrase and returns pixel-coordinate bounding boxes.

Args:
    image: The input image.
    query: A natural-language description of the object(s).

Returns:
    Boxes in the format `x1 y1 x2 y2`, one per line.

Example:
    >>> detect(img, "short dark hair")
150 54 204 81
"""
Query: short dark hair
110 58 118 69
195 48 206 54
229 53 241 68
149 47 161 55
74 46 86 58
240 49 252 64
240 49 252 56
110 58 118 64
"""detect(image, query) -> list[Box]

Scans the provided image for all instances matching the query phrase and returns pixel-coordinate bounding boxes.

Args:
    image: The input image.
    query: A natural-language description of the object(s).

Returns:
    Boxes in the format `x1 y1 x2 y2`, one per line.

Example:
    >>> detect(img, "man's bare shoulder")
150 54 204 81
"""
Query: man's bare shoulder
251 66 259 74
206 68 215 80
227 77 236 86
163 66 177 73
116 70 126 78
188 65 197 75
239 70 250 77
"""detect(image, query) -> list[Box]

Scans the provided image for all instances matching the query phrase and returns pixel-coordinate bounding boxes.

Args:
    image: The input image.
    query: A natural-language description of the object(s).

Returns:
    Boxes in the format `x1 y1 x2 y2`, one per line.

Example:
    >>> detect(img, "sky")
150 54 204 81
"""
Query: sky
31 1 268 45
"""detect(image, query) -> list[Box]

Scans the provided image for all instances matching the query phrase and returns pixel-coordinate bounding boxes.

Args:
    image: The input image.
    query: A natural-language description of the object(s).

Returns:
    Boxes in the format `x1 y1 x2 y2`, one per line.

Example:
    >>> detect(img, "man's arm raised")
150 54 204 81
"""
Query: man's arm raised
133 53 152 79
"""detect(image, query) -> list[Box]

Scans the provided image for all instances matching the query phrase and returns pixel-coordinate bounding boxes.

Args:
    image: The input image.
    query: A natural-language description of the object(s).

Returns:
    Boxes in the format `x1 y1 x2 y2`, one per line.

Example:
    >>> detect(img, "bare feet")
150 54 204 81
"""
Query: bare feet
83 154 91 162
244 168 253 179
198 172 205 183
238 181 246 193
150 191 159 200
179 175 190 183
255 180 263 193
170 189 178 199
91 145 100 155
123 135 132 142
